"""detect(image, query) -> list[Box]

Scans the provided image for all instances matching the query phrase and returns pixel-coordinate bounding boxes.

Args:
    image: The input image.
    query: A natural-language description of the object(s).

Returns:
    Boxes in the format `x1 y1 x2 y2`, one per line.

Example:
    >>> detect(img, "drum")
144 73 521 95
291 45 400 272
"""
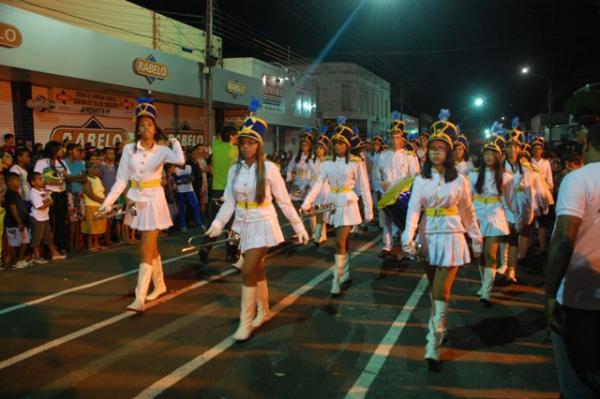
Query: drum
377 177 414 230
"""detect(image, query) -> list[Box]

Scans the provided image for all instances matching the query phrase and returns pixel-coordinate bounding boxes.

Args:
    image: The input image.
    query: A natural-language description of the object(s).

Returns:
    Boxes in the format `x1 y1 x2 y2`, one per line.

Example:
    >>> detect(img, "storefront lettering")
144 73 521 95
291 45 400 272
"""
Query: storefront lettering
47 88 135 118
226 80 246 97
50 117 129 148
0 22 22 48
133 55 169 84
164 123 206 147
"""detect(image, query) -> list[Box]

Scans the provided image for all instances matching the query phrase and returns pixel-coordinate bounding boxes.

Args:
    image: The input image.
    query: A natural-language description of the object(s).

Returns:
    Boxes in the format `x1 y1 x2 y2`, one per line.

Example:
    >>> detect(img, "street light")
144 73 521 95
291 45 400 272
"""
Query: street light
474 97 484 107
519 66 553 140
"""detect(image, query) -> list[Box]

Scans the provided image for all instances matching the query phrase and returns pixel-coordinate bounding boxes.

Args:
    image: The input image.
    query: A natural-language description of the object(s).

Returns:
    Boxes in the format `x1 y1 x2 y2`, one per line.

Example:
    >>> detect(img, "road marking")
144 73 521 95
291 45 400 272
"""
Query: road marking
25 301 224 399
0 250 202 316
132 236 381 399
344 274 429 399
0 268 236 372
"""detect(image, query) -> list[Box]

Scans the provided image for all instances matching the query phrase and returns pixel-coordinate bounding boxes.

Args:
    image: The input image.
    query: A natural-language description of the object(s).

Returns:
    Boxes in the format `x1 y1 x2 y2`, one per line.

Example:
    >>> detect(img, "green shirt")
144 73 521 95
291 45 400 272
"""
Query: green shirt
211 138 238 191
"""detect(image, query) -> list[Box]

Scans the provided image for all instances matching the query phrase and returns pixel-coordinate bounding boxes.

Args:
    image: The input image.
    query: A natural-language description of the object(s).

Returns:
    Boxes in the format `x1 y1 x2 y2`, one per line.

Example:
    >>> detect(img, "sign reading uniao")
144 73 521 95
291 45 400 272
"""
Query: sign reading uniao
132 54 168 84
50 117 129 148
0 22 22 48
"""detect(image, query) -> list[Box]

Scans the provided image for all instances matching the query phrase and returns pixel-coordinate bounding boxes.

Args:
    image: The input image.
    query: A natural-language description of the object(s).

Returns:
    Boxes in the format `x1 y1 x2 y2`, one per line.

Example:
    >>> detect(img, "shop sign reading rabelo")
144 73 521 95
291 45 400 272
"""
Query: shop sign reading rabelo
50 117 129 148
0 22 23 48
133 54 168 84
164 122 207 147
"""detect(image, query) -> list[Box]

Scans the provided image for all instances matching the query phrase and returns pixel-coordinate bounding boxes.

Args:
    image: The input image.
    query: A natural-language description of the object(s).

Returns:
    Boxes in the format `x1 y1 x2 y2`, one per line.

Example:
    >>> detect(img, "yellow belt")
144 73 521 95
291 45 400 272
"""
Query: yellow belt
474 195 501 204
236 201 271 209
330 187 352 193
130 179 162 189
295 171 308 177
425 207 459 217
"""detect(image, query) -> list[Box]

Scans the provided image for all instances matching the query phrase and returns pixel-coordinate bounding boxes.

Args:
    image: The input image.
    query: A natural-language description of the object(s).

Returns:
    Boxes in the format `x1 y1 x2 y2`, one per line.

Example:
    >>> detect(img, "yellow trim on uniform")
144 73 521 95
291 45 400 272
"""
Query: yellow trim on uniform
130 179 162 189
425 207 458 217
474 195 501 204
330 187 353 193
236 201 272 209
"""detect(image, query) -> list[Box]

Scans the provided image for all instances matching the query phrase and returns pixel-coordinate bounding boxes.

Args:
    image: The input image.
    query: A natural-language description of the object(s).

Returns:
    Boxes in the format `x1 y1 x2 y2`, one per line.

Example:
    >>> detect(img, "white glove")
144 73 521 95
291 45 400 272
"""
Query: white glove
95 204 110 218
300 203 312 215
205 222 223 238
168 136 179 146
296 229 309 245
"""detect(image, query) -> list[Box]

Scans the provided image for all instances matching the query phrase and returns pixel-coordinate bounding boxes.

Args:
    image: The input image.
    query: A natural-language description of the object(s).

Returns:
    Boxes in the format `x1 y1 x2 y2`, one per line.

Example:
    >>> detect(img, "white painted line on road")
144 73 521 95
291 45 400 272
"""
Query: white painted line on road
0 268 236 372
344 274 429 399
132 236 382 399
0 250 201 316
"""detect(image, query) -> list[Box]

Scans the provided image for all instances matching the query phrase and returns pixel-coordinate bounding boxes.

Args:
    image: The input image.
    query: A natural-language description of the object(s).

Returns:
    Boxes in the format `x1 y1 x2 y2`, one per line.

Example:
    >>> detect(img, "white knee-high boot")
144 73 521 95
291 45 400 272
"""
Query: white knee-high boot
127 262 153 312
497 241 509 275
340 252 350 284
331 254 345 295
252 280 271 328
234 285 257 341
312 223 323 244
425 299 448 361
480 267 496 303
146 256 167 301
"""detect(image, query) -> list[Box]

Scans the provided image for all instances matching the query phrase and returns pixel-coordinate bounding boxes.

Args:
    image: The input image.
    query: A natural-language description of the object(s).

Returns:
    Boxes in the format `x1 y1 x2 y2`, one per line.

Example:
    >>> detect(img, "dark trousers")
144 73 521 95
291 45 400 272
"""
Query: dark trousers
555 306 600 397
176 191 204 229
50 191 68 251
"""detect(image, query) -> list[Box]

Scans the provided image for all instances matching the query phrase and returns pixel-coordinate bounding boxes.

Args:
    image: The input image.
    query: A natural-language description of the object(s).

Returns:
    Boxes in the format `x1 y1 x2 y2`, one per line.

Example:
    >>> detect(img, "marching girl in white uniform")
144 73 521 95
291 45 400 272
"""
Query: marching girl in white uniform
500 120 535 283
401 109 483 372
368 134 384 227
308 132 331 245
301 117 373 295
453 134 473 177
206 99 309 341
468 137 515 307
286 128 314 202
99 99 185 312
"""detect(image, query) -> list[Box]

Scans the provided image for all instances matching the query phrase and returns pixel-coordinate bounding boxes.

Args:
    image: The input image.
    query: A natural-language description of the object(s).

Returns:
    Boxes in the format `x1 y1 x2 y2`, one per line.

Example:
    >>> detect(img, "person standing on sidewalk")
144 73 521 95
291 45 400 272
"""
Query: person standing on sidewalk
546 121 600 399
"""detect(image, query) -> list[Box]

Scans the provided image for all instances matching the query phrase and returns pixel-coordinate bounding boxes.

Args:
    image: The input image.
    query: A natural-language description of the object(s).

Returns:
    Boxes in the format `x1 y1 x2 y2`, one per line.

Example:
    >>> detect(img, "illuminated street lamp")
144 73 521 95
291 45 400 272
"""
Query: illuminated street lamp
521 66 530 75
474 97 484 107
519 65 553 140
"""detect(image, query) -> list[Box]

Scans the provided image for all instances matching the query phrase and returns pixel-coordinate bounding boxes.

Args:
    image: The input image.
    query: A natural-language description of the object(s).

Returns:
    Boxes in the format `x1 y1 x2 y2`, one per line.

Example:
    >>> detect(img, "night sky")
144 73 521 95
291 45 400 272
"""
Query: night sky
130 0 600 132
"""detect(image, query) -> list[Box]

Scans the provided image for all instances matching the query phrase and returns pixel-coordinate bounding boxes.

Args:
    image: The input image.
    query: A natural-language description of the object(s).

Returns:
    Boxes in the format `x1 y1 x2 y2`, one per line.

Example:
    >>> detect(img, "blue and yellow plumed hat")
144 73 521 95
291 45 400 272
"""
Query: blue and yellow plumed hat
350 127 364 152
135 97 157 120
490 121 506 150
506 117 524 146
239 97 268 144
429 109 458 148
300 126 315 145
530 134 545 149
370 130 383 144
331 115 353 147
453 129 469 152
314 125 331 149
390 111 405 137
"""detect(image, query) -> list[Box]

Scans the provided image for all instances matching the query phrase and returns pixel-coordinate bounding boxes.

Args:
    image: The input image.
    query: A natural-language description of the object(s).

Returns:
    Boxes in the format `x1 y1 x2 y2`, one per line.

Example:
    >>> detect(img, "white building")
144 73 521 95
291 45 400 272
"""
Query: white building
295 62 391 135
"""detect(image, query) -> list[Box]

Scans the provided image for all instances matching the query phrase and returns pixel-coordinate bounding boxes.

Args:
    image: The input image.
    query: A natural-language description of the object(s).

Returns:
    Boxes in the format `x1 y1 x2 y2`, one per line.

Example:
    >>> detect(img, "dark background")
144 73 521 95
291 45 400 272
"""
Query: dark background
130 0 600 131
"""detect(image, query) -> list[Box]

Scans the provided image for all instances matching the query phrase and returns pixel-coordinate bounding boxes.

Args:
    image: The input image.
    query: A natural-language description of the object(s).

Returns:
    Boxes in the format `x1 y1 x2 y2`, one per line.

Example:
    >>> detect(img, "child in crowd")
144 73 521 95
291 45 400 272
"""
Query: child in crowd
174 163 204 232
4 173 30 268
82 162 106 251
28 172 66 264
164 164 178 225
9 147 31 203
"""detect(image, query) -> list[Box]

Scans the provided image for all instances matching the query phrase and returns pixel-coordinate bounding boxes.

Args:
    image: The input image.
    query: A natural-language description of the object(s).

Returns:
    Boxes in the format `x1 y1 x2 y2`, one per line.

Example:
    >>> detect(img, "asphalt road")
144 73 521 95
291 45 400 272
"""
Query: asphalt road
0 225 558 399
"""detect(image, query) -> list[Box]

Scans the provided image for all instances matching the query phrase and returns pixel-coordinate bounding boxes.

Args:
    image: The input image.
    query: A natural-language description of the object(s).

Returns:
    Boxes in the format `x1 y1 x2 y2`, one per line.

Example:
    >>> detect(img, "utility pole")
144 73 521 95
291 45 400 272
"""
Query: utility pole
204 0 214 143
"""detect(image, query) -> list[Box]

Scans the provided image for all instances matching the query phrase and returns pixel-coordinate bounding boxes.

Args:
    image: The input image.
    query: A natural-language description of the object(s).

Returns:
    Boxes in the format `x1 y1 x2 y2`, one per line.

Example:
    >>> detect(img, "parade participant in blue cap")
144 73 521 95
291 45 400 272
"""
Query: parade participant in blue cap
206 97 309 341
99 98 185 312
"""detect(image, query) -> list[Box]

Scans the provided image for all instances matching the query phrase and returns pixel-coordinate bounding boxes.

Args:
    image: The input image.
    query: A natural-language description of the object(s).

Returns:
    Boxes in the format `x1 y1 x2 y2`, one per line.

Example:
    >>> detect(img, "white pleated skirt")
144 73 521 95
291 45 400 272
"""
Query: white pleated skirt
426 232 471 267
235 216 285 253
474 204 509 237
327 200 362 228
129 194 173 231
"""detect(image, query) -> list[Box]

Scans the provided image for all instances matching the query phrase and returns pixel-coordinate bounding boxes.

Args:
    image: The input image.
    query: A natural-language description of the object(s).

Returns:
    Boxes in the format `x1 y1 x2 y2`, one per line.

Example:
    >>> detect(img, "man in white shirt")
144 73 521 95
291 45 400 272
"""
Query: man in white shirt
531 137 554 255
545 121 600 398
377 120 420 258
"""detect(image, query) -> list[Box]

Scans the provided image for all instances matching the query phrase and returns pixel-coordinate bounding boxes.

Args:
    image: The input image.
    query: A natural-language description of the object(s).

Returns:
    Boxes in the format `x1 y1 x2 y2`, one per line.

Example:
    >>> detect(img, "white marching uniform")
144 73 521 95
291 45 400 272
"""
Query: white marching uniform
286 153 312 201
525 161 554 217
104 140 184 231
212 160 305 253
531 157 554 193
308 157 330 206
367 152 383 193
455 160 474 177
468 169 514 237
302 155 373 227
402 172 483 267
504 160 535 232
378 149 420 250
